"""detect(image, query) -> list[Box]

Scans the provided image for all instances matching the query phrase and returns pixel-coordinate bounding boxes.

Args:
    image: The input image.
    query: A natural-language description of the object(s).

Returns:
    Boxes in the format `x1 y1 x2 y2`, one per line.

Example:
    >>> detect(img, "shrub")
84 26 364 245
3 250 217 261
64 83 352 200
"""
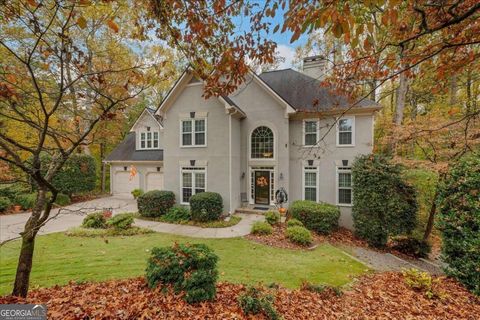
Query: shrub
251 221 273 235
402 268 444 299
189 192 223 222
301 282 342 296
107 213 134 230
163 205 191 223
131 188 144 199
265 211 280 225
238 286 280 320
0 184 30 202
54 193 71 206
286 226 312 246
82 212 107 229
15 193 37 210
137 190 175 217
286 218 303 227
0 197 11 212
146 243 218 303
437 153 480 295
352 154 418 248
390 236 431 258
289 200 340 234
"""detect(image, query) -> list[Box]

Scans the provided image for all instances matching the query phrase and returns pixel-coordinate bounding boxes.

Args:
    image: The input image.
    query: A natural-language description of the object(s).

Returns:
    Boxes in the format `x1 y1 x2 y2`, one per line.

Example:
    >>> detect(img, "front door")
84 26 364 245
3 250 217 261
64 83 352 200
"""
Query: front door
254 171 270 205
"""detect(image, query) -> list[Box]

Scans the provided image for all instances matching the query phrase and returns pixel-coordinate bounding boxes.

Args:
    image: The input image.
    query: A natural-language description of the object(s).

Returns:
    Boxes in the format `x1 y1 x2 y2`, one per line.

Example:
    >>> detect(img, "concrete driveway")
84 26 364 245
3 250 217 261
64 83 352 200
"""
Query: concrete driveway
0 195 137 243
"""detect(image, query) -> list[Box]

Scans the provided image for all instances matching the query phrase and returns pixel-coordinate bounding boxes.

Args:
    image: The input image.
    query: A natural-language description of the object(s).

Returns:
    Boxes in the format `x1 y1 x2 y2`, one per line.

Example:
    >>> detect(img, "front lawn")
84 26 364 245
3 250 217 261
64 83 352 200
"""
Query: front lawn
0 232 368 295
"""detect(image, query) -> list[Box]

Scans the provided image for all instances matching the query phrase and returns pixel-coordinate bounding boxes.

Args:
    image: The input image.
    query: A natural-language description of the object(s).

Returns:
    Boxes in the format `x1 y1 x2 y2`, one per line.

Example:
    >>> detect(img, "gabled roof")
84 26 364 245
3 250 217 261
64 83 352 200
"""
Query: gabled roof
259 69 380 112
105 132 163 162
130 107 163 132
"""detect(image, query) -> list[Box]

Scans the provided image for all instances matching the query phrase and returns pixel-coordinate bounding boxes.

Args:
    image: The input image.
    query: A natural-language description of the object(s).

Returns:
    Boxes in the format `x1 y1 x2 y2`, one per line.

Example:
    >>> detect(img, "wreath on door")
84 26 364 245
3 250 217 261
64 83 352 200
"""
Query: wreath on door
256 176 268 187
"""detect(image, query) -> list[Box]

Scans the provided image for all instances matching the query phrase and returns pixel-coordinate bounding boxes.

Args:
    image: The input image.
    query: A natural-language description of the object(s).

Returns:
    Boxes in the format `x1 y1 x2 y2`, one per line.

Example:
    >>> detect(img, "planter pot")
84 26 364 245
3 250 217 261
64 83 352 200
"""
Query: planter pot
103 208 112 218
13 205 22 212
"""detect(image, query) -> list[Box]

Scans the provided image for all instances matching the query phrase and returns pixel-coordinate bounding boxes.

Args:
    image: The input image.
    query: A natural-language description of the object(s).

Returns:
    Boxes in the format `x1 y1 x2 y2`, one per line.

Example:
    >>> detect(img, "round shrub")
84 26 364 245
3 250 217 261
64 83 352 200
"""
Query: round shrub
390 235 431 258
54 193 71 206
137 190 175 217
265 211 280 225
107 213 134 230
286 226 313 246
289 200 340 234
163 205 191 223
0 196 11 212
286 218 303 228
352 154 418 248
437 154 480 295
82 212 107 229
146 243 218 303
251 221 273 235
15 193 37 210
190 192 223 222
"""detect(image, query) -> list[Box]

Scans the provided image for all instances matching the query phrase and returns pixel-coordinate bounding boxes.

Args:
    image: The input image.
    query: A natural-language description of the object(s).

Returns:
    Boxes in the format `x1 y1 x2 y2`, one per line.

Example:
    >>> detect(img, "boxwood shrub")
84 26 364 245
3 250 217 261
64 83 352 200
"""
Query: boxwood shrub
286 226 312 246
251 221 273 235
146 243 218 303
352 154 418 248
190 192 223 222
437 153 480 295
137 190 175 217
0 197 11 212
289 200 340 234
286 218 303 228
82 212 107 229
107 213 134 230
265 211 280 225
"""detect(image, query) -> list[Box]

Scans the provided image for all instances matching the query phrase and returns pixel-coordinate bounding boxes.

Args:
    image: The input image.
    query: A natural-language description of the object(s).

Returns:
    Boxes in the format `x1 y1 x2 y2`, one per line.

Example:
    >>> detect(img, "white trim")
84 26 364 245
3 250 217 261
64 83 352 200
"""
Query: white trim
248 166 275 205
156 70 191 115
250 70 296 115
228 114 233 213
138 130 161 150
336 166 353 206
179 117 207 148
302 165 319 202
130 108 163 132
302 118 320 146
336 115 355 147
180 166 207 205
248 123 276 161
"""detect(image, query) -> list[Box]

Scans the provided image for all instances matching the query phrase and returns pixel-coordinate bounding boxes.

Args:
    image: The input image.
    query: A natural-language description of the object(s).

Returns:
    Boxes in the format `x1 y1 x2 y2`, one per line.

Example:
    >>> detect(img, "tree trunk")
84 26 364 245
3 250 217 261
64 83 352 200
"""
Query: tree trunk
394 68 408 125
423 189 438 241
100 142 106 193
449 75 457 106
12 235 35 297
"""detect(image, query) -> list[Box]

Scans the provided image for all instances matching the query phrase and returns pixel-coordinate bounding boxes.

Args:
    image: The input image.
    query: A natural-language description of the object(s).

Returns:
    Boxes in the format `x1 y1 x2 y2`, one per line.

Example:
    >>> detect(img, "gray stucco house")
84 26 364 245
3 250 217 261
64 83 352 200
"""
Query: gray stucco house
105 56 380 228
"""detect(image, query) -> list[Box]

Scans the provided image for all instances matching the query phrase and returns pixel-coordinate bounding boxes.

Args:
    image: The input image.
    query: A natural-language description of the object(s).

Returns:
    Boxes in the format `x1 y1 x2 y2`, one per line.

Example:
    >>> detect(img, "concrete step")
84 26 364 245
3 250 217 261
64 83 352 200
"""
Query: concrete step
235 206 273 215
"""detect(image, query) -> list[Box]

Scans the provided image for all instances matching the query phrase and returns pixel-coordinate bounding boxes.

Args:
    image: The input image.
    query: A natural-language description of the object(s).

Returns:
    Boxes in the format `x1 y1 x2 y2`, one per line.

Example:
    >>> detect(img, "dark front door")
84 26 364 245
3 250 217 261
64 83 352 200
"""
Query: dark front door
254 171 270 205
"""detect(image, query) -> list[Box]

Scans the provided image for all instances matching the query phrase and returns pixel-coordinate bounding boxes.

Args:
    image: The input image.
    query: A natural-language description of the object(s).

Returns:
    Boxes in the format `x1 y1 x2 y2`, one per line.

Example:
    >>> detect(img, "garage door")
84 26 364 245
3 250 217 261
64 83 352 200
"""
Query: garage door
146 172 164 191
113 171 140 194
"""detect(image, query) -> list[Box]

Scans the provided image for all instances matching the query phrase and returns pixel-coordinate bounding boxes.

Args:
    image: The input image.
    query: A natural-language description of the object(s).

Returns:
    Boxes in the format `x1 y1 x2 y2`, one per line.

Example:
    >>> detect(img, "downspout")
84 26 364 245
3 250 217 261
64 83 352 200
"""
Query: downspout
228 112 233 214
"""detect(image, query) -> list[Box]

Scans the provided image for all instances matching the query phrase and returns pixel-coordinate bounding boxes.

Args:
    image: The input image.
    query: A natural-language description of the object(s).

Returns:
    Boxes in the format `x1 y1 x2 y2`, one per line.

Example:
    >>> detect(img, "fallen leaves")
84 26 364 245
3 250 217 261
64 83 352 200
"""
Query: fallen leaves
0 272 478 319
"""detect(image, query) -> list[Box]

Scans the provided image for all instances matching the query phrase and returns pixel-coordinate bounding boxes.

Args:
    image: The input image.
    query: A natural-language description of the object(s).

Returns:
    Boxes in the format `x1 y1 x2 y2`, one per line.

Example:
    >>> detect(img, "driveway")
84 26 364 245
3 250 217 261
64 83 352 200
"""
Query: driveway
0 195 137 243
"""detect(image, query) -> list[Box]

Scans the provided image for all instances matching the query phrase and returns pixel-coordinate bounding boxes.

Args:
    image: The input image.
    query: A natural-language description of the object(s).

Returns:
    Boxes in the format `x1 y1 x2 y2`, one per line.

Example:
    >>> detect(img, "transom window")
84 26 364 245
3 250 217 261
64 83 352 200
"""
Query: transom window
337 117 354 146
181 119 206 146
139 131 159 150
304 166 318 201
304 120 318 146
337 167 352 205
251 126 274 159
181 167 206 203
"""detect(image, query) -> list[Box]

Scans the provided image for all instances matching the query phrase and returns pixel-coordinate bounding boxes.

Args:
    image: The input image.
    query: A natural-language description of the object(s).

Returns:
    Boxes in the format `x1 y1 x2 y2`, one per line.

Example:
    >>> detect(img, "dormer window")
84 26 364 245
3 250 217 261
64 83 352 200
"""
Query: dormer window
139 131 159 150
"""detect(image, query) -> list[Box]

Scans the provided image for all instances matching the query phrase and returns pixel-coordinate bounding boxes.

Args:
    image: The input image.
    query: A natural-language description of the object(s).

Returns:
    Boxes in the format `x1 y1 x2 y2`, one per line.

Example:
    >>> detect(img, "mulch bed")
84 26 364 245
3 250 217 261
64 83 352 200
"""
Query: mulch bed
245 224 322 250
1 273 478 319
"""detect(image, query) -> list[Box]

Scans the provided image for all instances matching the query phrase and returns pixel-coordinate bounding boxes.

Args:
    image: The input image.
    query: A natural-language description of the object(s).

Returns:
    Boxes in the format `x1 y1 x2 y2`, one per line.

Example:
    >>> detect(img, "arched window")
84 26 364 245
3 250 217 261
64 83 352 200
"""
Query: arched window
251 126 274 159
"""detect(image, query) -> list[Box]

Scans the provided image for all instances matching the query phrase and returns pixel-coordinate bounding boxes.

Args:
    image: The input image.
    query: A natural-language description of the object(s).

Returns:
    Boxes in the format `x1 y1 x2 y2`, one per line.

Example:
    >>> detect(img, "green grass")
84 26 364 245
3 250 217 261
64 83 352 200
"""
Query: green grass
65 226 154 237
135 213 242 228
0 232 369 295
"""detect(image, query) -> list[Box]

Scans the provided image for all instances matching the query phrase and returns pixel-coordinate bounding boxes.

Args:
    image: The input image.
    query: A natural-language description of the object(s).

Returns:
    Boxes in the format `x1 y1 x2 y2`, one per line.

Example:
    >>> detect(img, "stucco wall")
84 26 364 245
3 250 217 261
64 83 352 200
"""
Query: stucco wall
289 114 374 229
110 162 163 194
133 112 164 150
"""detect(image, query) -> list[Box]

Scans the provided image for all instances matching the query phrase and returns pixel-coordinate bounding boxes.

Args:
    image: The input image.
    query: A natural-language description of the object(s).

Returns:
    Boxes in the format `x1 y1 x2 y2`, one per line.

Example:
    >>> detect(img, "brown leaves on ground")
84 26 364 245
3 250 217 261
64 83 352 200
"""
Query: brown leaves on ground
1 273 478 319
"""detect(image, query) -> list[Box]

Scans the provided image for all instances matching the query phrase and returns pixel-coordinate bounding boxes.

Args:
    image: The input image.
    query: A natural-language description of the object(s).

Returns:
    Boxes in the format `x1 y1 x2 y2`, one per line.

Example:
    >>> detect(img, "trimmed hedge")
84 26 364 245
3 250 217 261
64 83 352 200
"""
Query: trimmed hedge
137 190 175 217
289 200 340 234
286 218 303 228
352 154 418 248
190 192 223 222
286 226 312 246
82 212 107 229
107 213 134 230
390 236 431 258
437 154 480 295
146 243 218 303
251 221 273 235
0 197 11 212
265 211 280 225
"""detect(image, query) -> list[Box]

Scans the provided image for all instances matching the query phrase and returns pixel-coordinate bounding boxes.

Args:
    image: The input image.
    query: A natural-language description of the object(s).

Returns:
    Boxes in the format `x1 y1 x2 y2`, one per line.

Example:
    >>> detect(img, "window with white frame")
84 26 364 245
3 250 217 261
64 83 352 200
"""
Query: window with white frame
337 117 354 146
139 130 159 150
251 126 274 159
181 119 206 146
337 167 352 205
181 167 206 203
304 120 318 146
303 166 318 201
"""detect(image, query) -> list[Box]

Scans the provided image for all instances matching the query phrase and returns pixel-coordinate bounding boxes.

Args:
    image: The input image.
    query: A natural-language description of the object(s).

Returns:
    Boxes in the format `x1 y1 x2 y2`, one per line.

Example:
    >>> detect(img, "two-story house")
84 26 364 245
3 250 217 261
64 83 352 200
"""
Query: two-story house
105 56 380 228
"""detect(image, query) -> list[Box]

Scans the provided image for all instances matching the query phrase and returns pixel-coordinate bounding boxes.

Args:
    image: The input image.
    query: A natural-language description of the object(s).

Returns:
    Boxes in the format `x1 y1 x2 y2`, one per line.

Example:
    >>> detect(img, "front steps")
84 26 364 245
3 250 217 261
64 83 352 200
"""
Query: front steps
235 205 276 215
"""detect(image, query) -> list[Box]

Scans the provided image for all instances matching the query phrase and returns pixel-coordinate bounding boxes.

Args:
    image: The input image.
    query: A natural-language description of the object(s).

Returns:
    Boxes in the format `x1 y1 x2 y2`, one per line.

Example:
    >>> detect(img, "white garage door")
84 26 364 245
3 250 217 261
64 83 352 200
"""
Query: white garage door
146 172 164 191
113 171 140 194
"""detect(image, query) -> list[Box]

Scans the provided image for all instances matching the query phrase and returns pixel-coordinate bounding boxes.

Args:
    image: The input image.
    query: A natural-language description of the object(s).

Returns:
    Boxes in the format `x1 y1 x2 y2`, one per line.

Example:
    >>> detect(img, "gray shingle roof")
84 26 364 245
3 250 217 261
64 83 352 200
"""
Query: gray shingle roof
105 132 163 162
259 69 378 112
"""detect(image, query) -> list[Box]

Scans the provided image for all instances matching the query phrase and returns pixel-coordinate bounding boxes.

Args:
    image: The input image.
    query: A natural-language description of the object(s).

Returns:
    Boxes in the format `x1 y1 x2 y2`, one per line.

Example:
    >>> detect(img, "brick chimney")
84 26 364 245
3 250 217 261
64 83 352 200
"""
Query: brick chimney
302 55 327 80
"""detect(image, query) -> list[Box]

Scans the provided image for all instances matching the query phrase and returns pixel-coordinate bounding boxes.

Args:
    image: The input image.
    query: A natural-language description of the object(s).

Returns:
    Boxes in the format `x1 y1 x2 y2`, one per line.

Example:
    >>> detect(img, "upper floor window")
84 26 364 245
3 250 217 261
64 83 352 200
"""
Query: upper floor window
181 119 206 147
139 131 159 150
251 126 273 159
304 120 318 146
337 116 355 146
337 166 352 205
